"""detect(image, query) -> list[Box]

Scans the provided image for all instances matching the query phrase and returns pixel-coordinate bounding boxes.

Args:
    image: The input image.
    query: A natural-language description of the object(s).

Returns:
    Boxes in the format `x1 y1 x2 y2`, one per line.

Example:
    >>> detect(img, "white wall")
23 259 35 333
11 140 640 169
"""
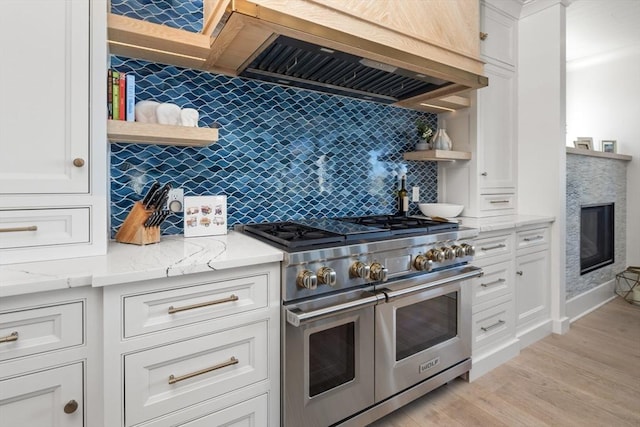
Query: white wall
566 47 640 266
518 1 568 333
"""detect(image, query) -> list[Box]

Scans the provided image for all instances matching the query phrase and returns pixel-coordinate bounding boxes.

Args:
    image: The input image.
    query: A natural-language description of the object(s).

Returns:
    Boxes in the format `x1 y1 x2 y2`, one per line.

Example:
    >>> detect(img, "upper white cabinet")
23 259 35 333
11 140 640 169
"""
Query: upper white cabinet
438 0 519 217
0 0 89 195
0 0 107 264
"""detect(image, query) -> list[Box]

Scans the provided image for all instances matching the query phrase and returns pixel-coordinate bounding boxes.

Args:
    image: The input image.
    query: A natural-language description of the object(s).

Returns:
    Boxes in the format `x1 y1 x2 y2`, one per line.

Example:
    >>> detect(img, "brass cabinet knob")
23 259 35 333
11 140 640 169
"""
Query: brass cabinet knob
480 32 488 41
72 158 85 167
63 399 78 414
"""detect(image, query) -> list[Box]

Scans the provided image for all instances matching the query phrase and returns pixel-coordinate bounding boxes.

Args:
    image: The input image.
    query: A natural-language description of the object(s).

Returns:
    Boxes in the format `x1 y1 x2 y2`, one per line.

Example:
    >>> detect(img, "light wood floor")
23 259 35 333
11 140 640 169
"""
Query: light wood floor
369 297 640 427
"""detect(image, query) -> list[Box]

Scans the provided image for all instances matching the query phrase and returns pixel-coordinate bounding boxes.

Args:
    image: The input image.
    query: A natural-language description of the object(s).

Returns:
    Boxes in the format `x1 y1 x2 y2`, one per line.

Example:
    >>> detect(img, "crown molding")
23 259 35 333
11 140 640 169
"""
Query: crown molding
521 0 571 18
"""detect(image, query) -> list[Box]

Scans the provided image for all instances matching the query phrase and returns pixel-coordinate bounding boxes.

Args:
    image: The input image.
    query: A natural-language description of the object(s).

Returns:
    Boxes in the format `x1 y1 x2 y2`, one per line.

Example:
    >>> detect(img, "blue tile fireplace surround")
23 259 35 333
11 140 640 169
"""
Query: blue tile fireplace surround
109 57 439 237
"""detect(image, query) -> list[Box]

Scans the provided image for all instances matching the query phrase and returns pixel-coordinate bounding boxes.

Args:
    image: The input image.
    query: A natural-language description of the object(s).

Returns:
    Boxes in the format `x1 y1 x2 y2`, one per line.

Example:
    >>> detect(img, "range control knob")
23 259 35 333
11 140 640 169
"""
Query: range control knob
297 270 317 289
441 246 455 261
451 245 466 258
426 248 445 263
369 262 388 282
414 254 433 272
350 262 370 279
461 243 476 256
317 267 337 286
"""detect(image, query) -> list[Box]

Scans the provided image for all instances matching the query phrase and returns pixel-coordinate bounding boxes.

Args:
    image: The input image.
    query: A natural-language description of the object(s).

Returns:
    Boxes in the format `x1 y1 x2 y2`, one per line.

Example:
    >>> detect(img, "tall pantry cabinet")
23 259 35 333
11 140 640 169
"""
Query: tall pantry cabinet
0 0 108 264
438 0 519 217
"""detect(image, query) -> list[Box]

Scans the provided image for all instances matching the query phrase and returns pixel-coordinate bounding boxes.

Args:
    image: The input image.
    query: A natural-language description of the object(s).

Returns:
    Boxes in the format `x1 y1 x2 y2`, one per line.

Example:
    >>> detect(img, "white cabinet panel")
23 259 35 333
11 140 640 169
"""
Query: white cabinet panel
124 321 268 426
123 274 269 337
470 261 513 312
0 301 83 362
471 299 515 355
516 250 550 329
0 0 89 195
0 363 83 427
480 3 517 67
178 393 268 427
0 208 90 249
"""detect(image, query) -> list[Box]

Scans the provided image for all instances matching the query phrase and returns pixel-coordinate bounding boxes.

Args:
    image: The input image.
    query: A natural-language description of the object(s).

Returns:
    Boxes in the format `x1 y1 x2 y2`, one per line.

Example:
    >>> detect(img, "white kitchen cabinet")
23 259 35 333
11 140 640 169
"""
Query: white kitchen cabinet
438 1 519 217
0 0 107 264
515 226 551 347
0 287 102 427
468 229 519 381
0 363 84 427
103 263 280 427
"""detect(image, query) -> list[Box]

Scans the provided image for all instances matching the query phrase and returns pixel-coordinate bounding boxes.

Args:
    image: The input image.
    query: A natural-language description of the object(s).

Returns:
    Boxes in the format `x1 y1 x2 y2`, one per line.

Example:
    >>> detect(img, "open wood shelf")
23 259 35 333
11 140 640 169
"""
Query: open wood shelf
403 150 472 161
107 120 219 147
566 147 631 161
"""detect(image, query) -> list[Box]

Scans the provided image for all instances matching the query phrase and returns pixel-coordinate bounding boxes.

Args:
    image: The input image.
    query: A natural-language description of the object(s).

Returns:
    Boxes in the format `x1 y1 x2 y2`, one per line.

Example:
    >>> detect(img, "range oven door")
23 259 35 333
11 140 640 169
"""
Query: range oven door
374 266 482 401
282 289 382 427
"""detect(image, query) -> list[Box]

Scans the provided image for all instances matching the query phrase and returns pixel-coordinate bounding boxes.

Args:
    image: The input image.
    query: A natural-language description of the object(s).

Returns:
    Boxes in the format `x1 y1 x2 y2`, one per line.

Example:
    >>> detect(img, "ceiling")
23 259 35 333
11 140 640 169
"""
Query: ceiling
566 0 640 62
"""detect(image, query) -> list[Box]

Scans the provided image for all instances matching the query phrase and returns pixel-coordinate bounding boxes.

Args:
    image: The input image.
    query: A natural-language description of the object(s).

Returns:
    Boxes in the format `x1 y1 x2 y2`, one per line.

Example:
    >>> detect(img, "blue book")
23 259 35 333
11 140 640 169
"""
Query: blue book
126 74 136 122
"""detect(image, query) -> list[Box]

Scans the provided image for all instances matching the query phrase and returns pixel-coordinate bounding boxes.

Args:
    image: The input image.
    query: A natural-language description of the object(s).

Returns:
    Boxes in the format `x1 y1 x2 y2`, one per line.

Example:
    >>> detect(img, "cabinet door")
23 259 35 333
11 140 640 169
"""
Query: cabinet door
0 0 89 194
515 250 550 329
0 363 83 427
480 3 516 68
477 63 516 191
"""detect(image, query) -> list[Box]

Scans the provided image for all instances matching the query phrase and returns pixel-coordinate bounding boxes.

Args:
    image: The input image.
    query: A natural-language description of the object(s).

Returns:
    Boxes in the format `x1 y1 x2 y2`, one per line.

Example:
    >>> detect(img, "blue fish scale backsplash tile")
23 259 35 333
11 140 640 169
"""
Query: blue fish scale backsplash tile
110 0 202 32
110 55 438 237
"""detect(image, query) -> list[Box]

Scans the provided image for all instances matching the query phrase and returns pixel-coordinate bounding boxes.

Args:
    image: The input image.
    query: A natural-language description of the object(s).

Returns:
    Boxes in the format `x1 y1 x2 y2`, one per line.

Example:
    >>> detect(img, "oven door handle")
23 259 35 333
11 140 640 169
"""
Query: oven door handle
383 266 483 300
285 293 381 327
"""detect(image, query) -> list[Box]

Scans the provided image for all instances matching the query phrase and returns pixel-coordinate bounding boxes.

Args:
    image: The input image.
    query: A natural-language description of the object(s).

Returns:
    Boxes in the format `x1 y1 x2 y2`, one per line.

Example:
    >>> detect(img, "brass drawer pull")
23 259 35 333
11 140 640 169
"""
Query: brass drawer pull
168 294 239 314
169 356 238 384
524 235 544 242
480 278 506 288
489 200 510 204
480 244 506 251
0 331 18 343
481 320 505 332
516 271 524 276
480 32 488 41
63 399 78 414
0 226 37 233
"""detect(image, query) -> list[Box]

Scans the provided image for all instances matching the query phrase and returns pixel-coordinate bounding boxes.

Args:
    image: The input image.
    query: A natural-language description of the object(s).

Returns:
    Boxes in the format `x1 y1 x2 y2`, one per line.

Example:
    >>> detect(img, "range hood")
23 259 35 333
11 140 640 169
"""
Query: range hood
108 0 488 111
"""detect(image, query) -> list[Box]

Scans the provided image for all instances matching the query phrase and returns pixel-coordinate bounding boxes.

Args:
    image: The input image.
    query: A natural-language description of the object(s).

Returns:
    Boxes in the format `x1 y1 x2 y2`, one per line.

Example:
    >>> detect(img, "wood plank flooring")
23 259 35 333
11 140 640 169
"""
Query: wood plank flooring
369 297 640 427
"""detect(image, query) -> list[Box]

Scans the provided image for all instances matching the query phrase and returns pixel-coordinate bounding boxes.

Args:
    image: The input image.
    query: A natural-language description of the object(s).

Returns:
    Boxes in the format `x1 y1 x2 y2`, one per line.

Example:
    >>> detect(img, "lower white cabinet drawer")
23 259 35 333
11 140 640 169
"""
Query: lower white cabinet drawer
178 393 268 427
516 227 549 251
471 300 515 355
474 233 513 261
0 302 83 361
124 321 268 426
479 194 516 213
470 261 513 311
123 274 269 338
0 363 83 427
0 208 90 249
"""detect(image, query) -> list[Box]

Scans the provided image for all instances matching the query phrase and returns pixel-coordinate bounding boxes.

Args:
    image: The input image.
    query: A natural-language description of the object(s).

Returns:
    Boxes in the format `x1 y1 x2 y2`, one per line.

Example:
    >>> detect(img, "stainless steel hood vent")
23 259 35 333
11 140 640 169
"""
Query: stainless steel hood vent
240 36 451 104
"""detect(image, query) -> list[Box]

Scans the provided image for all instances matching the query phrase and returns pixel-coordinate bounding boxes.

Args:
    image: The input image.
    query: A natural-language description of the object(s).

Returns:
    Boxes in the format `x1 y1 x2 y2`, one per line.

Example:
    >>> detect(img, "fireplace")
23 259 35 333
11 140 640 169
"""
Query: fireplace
580 203 614 275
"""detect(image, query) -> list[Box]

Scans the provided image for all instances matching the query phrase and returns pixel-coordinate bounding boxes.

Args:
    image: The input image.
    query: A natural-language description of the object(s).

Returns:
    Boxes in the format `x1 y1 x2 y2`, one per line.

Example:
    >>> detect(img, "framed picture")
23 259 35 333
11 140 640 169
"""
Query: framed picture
601 140 617 153
574 137 593 150
183 195 227 237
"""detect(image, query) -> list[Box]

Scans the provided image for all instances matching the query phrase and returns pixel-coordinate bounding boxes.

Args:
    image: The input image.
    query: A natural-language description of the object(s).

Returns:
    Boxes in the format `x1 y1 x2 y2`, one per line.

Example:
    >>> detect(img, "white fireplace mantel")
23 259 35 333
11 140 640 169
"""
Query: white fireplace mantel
566 147 632 161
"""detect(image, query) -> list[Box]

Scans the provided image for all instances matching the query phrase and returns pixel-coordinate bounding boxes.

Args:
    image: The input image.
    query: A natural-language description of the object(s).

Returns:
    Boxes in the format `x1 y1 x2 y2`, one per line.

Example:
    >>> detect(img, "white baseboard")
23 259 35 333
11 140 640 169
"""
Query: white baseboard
468 338 520 382
566 280 616 323
552 316 570 334
516 319 553 348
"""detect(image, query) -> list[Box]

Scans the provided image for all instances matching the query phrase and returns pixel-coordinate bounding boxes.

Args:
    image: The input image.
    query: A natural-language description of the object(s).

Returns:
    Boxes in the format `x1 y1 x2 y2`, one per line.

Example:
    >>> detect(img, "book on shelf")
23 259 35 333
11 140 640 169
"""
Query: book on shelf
107 69 113 119
119 73 126 120
112 70 120 120
126 74 135 122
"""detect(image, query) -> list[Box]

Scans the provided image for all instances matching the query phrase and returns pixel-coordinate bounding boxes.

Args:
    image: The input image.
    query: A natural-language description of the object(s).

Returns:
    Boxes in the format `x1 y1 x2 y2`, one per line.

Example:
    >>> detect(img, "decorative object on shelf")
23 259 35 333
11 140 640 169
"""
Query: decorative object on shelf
430 128 453 151
601 140 617 153
135 100 160 123
180 108 199 127
573 137 593 150
416 119 433 150
156 103 182 125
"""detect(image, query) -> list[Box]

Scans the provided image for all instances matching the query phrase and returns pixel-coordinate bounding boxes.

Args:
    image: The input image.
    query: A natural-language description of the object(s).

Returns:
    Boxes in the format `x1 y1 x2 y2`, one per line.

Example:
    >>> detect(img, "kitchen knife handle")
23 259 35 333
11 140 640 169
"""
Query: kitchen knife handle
142 182 161 206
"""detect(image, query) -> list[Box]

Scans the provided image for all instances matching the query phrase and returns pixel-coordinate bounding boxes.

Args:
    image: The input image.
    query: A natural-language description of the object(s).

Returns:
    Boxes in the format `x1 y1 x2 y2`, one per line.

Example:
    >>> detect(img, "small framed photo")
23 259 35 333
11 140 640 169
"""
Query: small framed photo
574 137 593 150
184 195 227 237
601 140 617 153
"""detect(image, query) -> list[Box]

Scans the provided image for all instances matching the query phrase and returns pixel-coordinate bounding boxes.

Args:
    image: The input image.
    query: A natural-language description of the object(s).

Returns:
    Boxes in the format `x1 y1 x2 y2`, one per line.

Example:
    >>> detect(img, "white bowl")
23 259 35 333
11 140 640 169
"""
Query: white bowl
418 203 464 218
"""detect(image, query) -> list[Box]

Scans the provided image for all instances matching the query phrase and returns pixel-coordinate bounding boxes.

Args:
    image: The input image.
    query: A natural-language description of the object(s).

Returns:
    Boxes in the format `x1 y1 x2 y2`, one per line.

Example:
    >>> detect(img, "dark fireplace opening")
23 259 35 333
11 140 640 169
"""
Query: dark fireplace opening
580 203 614 275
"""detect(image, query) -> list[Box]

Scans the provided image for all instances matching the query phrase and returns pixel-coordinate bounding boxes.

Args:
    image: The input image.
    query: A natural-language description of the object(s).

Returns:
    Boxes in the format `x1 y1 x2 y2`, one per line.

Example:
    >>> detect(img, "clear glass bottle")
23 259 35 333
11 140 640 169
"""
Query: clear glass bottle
430 128 452 150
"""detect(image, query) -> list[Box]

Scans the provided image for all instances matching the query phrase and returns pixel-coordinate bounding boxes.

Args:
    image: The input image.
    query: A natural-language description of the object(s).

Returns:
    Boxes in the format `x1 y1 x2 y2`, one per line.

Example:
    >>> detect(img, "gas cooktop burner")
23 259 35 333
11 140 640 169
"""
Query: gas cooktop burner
243 215 459 250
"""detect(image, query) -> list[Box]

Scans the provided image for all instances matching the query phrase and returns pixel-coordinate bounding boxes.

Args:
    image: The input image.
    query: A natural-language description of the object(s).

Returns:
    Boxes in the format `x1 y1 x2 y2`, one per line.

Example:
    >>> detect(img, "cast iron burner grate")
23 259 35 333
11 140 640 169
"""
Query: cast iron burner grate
243 221 345 248
338 215 458 235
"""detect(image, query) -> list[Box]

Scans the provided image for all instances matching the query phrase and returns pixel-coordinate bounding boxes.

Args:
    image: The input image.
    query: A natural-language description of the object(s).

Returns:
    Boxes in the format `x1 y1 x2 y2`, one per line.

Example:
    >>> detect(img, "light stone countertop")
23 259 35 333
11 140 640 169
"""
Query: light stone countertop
457 214 555 232
0 231 284 298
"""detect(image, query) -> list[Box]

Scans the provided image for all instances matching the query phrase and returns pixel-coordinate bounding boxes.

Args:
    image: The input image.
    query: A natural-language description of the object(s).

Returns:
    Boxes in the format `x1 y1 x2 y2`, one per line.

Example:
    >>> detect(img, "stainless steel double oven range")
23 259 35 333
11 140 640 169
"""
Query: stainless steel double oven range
243 215 482 427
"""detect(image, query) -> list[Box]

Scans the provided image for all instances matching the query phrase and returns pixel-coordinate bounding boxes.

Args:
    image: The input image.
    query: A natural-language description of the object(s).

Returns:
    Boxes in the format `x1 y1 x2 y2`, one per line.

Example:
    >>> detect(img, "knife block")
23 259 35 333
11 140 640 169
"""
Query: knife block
115 202 161 245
